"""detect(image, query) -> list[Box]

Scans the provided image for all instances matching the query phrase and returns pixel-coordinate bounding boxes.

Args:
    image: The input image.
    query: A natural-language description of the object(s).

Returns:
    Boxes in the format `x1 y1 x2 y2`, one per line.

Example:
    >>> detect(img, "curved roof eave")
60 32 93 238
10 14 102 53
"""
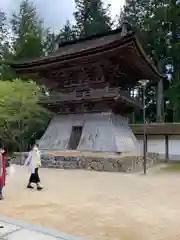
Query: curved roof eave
10 33 134 67
9 31 164 81
133 36 165 80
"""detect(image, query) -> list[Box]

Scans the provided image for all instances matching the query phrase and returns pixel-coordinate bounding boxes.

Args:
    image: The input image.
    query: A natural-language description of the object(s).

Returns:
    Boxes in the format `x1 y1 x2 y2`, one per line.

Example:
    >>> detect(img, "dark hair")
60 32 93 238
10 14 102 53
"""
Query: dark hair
33 143 39 148
0 146 6 153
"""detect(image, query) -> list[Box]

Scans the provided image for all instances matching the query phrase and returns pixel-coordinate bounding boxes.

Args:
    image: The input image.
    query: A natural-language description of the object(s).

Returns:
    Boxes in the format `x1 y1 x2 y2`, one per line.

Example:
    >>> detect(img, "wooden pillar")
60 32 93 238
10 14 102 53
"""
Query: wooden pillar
165 135 169 163
143 134 148 174
145 134 148 152
156 78 164 122
132 112 135 123
156 60 164 122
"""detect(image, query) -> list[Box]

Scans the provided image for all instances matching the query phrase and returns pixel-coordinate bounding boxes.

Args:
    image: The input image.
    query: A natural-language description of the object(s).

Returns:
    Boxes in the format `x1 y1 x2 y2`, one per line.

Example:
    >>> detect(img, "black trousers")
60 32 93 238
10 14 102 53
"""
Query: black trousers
29 168 40 184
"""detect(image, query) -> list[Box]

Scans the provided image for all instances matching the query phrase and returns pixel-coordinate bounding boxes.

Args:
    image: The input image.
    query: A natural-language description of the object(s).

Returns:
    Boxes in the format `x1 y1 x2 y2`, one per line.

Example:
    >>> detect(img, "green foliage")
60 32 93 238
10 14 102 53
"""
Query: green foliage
0 10 12 80
120 0 180 122
58 20 78 43
43 31 57 54
0 11 9 57
0 79 50 151
161 163 180 172
43 21 78 55
74 0 112 37
11 0 46 60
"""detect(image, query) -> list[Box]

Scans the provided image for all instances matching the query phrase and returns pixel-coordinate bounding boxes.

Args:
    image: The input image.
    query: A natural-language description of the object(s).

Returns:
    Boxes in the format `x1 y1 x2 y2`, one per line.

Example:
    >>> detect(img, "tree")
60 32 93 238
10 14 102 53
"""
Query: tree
166 0 180 121
10 0 46 60
74 0 112 37
121 0 173 65
57 20 78 43
0 10 12 80
44 20 79 55
43 31 57 55
120 0 180 122
0 79 50 152
0 11 9 57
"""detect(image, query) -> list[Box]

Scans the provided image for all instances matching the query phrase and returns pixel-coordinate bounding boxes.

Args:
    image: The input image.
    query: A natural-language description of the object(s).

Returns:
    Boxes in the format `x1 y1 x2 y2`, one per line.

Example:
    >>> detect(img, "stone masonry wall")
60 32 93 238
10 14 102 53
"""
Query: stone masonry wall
12 152 160 173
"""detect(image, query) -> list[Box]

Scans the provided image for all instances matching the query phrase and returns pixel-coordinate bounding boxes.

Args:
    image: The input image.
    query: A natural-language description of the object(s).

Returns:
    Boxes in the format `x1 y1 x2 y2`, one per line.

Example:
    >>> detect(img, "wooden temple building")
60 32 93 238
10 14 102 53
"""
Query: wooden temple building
10 23 164 155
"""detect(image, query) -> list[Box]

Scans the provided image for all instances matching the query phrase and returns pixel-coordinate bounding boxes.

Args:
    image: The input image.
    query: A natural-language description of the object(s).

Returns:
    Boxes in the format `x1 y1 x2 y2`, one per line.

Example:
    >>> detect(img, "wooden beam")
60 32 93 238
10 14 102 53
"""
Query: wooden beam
165 135 169 163
131 123 180 135
110 64 120 83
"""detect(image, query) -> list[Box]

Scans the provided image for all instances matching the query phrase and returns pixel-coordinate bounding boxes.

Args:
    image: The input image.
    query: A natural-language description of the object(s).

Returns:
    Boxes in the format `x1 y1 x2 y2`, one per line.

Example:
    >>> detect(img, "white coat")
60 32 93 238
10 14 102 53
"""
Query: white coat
24 150 41 174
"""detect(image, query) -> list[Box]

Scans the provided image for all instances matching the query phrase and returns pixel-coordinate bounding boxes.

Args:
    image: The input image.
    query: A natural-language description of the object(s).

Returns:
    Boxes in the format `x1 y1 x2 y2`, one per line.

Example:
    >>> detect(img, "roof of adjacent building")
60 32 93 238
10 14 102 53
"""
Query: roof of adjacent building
131 123 180 135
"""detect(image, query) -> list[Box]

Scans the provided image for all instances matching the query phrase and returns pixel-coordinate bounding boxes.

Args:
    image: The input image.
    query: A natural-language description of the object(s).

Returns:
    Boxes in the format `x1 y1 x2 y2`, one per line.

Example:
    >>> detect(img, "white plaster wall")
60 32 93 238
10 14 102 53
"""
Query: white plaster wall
137 135 180 161
169 136 180 160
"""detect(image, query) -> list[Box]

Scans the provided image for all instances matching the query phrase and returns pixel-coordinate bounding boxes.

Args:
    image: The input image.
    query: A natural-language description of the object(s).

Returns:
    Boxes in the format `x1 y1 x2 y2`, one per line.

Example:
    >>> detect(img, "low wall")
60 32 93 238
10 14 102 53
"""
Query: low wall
12 152 160 173
137 135 180 161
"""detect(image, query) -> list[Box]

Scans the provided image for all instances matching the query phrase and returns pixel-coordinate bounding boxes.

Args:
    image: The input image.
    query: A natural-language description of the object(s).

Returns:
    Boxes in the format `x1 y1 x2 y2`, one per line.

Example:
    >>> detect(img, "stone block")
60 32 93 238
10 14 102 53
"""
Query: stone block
2 229 57 240
0 222 21 237
12 152 160 173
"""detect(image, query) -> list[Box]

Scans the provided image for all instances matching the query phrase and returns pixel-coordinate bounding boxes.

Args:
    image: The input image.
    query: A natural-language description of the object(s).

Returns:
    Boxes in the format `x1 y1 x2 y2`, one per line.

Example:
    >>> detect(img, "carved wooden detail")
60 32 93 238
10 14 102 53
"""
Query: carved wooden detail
39 87 142 115
20 51 142 94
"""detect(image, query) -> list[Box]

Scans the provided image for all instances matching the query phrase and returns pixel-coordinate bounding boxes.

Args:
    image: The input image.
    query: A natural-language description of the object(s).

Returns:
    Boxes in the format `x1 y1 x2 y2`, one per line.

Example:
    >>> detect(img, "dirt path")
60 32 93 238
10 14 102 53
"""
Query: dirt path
1 166 180 240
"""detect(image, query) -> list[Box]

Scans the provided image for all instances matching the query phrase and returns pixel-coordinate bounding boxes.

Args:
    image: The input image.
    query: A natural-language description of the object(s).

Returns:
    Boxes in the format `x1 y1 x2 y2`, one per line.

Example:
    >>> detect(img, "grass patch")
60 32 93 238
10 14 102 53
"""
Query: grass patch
161 163 180 172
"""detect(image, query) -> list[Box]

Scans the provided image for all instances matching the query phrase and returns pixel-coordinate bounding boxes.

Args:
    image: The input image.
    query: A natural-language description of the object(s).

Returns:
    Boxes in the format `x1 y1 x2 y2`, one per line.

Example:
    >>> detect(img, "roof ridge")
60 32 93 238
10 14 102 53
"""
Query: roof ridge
58 22 133 48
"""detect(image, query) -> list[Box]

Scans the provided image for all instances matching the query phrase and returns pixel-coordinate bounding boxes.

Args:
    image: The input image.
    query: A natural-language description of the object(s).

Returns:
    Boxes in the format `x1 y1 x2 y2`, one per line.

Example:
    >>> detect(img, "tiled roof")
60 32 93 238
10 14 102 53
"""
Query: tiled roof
9 22 164 81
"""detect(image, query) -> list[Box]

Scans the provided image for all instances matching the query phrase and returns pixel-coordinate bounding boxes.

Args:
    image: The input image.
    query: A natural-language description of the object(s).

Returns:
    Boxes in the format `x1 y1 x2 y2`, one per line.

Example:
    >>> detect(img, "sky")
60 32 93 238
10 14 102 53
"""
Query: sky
0 0 125 32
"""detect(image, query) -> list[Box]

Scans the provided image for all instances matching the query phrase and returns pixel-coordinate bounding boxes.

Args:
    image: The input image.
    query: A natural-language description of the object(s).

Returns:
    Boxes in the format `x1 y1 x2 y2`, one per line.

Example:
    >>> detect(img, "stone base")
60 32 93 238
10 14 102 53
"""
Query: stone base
13 152 160 173
0 217 83 240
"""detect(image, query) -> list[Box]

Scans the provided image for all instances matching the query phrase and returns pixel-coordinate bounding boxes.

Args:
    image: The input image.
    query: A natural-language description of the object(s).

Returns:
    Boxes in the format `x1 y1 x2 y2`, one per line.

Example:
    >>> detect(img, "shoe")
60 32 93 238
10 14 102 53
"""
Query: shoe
27 185 34 189
37 186 43 191
0 194 4 200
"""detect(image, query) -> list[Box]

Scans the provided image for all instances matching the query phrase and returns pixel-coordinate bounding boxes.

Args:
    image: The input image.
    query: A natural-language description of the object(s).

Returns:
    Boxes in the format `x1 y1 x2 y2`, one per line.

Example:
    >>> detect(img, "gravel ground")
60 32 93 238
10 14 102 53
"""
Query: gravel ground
1 165 180 240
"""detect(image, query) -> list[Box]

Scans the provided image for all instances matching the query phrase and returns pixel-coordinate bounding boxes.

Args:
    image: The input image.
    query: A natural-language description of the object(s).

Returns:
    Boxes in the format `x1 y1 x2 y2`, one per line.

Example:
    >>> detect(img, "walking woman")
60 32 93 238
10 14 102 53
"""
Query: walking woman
0 147 7 200
24 144 43 190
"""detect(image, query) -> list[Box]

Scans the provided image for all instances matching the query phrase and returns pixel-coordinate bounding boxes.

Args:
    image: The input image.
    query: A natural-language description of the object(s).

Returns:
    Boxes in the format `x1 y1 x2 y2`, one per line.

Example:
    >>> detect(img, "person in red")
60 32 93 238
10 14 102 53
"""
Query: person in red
0 147 6 200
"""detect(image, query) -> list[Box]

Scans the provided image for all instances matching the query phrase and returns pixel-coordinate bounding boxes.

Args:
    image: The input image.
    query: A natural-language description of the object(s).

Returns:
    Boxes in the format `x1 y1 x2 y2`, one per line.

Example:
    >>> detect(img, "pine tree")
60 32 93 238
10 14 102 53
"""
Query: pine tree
58 20 78 43
74 0 112 37
10 0 46 60
166 0 180 120
120 0 180 122
43 31 57 55
0 11 8 58
44 21 78 55
0 10 12 80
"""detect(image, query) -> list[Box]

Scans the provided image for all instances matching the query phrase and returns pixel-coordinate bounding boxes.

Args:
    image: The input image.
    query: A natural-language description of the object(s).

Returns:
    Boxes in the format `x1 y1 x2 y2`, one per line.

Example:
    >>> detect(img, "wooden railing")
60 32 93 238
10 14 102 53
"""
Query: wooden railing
39 87 142 107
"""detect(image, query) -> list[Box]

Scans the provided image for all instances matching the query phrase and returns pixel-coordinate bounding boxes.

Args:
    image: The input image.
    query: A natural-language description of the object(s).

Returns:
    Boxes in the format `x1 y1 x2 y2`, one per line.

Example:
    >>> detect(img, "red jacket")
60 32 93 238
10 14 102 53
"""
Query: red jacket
0 152 6 188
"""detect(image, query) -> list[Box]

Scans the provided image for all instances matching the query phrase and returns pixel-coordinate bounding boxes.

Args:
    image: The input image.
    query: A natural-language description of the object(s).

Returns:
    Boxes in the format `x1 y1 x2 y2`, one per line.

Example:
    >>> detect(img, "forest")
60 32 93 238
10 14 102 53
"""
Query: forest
0 0 180 152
